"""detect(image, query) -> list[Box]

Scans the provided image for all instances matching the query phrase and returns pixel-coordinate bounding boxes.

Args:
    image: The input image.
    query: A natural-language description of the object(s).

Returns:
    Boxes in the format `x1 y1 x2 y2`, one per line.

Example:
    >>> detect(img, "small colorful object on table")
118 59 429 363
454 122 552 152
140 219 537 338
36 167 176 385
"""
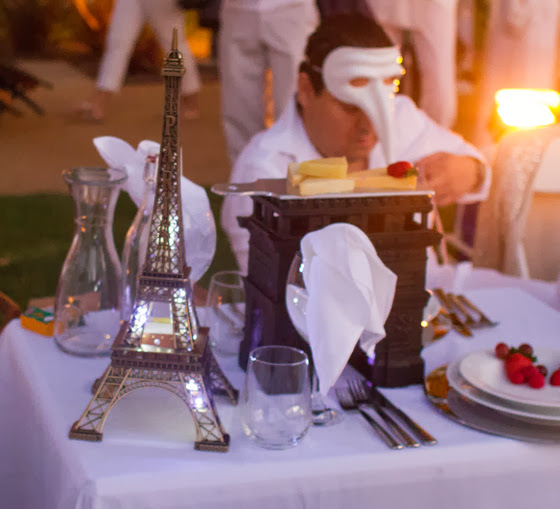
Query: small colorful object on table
20 306 54 336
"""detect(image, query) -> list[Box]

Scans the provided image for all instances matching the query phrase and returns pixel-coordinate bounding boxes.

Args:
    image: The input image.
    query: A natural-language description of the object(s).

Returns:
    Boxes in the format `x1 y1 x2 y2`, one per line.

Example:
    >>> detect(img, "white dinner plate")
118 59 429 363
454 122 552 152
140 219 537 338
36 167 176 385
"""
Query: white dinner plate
459 349 560 408
445 389 560 442
447 357 560 425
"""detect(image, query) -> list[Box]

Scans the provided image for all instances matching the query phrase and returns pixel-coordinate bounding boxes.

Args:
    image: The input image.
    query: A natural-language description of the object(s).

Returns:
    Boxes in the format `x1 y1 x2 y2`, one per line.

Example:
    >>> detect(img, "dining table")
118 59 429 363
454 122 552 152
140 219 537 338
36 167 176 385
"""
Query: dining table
2 264 560 509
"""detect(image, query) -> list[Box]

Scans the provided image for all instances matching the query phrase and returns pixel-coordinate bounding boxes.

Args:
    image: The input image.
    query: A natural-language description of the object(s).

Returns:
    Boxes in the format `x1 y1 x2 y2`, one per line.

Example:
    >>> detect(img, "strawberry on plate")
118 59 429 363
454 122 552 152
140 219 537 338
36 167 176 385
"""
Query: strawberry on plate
551 369 560 386
505 353 532 383
387 161 419 179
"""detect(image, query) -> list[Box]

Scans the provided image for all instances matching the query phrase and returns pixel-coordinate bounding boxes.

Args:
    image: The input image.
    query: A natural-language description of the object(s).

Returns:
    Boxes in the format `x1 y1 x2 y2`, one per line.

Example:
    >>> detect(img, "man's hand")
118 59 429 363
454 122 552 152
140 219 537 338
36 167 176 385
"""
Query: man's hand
416 152 481 206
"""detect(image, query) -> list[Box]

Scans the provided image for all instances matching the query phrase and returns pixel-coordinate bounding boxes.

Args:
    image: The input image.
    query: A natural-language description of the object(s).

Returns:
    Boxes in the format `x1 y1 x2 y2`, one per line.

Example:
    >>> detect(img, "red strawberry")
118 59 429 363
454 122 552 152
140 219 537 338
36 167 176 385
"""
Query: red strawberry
550 369 560 386
528 372 545 389
506 352 532 369
521 365 538 382
505 353 532 381
387 161 414 178
495 342 509 359
536 364 548 377
508 370 525 384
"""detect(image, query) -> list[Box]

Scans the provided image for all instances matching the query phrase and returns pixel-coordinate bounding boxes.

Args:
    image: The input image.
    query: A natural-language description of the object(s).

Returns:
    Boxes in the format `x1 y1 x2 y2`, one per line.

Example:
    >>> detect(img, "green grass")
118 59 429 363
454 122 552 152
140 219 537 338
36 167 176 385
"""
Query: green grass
0 189 237 309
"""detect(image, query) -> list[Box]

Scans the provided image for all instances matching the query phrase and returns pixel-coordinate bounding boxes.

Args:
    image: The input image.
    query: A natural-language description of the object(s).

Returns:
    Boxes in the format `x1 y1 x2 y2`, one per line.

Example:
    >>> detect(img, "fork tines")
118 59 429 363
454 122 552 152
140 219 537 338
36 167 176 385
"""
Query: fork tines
335 388 403 450
347 380 420 448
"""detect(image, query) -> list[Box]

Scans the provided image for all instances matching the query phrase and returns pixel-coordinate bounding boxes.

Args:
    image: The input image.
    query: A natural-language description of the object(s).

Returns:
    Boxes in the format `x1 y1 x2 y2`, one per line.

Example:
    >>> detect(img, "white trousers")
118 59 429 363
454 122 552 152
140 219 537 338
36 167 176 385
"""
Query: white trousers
97 0 201 95
369 0 459 128
218 3 318 166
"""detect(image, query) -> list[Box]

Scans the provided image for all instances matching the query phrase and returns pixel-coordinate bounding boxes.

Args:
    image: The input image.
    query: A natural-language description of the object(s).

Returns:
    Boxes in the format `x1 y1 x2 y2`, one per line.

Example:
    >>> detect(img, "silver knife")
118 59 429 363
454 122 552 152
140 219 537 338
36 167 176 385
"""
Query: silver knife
433 288 473 337
447 294 477 328
370 385 437 445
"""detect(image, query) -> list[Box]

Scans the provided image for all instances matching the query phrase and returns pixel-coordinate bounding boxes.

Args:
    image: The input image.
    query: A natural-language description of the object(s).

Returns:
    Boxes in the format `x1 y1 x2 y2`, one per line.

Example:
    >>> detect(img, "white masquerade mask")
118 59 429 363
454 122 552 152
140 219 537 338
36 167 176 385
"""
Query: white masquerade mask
321 46 403 165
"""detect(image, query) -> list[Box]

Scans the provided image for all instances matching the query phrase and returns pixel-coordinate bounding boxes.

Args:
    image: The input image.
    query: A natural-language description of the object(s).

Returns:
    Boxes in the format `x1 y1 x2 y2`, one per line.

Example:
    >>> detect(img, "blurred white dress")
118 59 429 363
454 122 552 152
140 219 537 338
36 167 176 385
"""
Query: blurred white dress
367 0 459 128
97 0 201 96
218 0 319 166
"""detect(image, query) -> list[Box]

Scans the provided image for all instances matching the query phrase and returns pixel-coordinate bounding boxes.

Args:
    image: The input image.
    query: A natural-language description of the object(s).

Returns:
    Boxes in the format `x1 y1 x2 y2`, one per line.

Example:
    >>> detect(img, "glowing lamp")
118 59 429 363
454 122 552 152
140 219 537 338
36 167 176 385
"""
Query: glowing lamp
495 88 559 130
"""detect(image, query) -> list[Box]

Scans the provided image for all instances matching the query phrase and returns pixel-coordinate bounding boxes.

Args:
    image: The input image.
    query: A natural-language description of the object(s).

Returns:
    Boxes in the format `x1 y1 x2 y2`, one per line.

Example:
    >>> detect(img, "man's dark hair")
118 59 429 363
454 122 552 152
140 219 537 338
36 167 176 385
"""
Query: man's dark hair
300 13 394 94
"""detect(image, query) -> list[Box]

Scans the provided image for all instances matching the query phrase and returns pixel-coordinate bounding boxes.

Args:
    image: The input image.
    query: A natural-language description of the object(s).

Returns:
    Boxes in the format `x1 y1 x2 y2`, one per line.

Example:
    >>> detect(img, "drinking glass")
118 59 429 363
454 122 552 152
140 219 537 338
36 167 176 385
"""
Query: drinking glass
242 345 312 449
206 270 245 355
285 251 343 425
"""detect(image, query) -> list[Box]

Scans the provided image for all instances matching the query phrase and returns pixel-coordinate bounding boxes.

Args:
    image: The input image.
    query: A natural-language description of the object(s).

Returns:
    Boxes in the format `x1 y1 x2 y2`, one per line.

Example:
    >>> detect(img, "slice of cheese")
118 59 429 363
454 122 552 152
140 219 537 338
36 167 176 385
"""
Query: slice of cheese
351 167 417 190
299 177 355 196
298 156 348 179
287 162 306 186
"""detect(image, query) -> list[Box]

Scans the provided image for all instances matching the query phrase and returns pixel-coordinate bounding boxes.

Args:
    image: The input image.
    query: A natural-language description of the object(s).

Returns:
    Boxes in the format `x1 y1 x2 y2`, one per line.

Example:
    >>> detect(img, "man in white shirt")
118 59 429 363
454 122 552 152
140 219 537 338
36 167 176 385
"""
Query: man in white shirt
222 13 489 273
219 0 319 166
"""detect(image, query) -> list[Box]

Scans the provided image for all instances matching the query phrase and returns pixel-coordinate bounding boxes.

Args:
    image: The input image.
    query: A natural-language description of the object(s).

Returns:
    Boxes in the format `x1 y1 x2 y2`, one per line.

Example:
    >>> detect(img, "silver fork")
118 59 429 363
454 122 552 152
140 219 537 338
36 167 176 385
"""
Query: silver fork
433 288 473 337
348 380 420 448
335 388 403 450
447 294 478 329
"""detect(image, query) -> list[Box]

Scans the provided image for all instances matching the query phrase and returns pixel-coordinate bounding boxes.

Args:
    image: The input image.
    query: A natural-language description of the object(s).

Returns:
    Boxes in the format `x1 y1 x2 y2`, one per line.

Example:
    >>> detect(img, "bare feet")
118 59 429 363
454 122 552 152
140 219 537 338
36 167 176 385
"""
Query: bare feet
73 101 104 122
73 90 111 122
181 93 200 120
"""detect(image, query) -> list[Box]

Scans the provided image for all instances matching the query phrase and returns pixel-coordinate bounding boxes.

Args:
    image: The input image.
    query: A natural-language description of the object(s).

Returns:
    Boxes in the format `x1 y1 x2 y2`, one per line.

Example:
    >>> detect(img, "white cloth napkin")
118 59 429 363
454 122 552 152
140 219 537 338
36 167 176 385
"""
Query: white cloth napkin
93 136 216 282
300 223 397 395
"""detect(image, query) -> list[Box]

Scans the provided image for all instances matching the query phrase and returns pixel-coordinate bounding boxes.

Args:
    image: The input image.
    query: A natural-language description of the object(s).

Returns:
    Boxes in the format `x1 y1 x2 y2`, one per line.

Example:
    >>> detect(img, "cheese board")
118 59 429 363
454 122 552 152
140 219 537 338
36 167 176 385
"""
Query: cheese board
211 179 433 200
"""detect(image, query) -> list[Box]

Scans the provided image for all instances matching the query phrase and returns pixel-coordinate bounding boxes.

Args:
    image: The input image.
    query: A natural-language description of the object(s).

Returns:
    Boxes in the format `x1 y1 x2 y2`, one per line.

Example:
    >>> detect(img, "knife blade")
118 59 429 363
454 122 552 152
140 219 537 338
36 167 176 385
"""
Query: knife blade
370 385 437 445
447 293 477 328
433 288 473 337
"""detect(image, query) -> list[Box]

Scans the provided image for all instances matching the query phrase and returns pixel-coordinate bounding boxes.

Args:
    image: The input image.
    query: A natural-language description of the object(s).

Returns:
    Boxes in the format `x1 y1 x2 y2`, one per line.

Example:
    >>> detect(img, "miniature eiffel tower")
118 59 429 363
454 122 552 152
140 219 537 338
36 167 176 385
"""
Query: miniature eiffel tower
69 29 237 452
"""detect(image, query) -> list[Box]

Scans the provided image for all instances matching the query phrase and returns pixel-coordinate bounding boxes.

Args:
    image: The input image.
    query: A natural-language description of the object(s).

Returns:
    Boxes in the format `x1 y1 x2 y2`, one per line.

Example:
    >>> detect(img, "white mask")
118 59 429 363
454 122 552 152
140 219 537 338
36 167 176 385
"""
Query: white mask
322 46 403 165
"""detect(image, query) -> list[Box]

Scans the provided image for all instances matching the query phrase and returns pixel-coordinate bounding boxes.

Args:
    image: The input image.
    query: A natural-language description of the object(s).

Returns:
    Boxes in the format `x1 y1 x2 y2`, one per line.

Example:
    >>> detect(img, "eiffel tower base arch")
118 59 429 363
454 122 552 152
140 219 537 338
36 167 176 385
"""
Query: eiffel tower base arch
70 350 237 452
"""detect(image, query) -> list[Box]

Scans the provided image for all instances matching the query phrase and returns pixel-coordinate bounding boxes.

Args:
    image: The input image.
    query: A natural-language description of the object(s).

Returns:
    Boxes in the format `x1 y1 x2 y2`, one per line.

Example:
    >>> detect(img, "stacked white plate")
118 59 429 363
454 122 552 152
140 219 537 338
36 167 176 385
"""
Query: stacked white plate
447 349 560 429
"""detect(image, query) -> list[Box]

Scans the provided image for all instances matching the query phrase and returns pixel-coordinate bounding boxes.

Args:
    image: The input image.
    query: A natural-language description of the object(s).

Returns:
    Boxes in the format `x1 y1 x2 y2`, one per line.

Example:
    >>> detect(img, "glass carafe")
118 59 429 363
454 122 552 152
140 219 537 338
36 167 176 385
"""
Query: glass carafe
120 154 157 321
54 167 127 356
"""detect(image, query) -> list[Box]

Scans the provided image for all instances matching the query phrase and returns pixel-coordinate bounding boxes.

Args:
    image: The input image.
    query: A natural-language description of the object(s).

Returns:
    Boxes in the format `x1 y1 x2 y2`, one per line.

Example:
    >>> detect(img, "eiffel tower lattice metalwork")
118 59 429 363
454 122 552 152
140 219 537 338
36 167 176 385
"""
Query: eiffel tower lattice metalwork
69 29 237 452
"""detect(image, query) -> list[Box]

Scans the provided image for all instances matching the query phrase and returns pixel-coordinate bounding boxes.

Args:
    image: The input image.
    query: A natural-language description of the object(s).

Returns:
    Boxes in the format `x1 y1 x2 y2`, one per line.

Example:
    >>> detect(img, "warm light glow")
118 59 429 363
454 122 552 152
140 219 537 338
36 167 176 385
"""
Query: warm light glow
130 303 149 333
168 214 179 249
173 288 186 306
421 320 428 328
495 89 559 129
72 0 100 31
185 378 207 412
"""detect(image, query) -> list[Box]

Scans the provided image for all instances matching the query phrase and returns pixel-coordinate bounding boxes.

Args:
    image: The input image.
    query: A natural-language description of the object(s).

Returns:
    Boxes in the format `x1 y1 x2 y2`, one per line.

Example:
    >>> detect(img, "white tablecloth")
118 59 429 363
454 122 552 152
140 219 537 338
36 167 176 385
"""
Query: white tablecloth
2 270 560 509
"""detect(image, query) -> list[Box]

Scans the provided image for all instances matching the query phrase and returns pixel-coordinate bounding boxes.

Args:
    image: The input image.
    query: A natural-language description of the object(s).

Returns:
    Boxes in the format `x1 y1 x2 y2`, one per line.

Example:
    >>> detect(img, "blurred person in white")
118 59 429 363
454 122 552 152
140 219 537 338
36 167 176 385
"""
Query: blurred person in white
218 0 319 166
456 0 476 79
474 0 560 147
367 0 459 128
221 13 490 273
76 0 201 122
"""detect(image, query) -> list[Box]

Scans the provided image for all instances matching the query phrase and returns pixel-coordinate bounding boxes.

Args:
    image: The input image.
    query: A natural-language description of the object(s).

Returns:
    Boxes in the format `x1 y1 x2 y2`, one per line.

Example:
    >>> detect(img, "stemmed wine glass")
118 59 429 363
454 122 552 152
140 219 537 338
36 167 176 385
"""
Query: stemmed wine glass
285 251 343 426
